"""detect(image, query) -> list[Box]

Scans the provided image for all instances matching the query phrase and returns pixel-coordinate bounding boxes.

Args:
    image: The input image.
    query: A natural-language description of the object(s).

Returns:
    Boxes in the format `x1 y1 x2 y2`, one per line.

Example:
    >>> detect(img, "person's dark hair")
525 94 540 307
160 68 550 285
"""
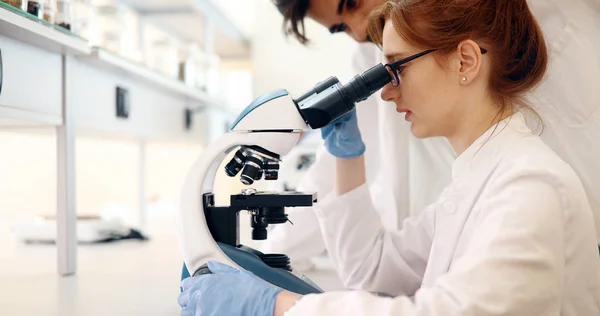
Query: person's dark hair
273 0 311 44
368 0 548 127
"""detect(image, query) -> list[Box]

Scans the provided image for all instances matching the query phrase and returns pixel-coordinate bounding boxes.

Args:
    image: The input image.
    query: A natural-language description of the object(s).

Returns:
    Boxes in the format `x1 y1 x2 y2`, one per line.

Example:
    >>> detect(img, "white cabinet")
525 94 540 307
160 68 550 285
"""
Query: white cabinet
0 34 62 124
69 58 207 141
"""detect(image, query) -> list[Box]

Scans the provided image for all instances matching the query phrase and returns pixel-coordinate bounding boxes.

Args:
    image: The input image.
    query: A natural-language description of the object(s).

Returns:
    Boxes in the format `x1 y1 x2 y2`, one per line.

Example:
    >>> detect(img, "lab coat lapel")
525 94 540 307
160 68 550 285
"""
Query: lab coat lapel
421 113 529 287
422 180 475 287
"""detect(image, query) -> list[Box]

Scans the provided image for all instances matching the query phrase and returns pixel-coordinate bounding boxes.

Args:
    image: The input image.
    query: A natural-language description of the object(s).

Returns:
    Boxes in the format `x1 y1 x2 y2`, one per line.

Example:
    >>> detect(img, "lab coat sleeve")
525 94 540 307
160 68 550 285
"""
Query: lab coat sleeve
289 174 567 316
351 42 403 227
313 183 435 297
351 42 383 187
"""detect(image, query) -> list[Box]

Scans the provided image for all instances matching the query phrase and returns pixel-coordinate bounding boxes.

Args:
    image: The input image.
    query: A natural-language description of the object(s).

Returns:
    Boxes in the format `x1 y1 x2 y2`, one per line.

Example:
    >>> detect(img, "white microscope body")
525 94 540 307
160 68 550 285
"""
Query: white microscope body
178 90 306 270
177 63 392 293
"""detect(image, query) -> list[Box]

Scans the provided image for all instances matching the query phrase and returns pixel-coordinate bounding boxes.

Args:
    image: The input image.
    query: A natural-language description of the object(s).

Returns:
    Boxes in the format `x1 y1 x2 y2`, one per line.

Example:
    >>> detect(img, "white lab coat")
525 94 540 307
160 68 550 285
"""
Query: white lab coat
261 0 600 265
526 0 600 243
287 112 600 315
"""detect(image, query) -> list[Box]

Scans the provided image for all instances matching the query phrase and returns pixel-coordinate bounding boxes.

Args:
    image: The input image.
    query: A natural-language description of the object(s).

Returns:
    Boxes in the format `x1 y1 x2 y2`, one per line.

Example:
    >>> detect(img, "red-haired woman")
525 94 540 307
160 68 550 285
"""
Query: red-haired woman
178 1 600 315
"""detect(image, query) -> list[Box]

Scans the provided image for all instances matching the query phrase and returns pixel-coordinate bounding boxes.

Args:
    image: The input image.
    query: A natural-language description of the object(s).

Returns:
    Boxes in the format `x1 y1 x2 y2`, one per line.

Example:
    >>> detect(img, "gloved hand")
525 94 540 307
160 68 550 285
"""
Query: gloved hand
178 261 282 316
321 109 365 158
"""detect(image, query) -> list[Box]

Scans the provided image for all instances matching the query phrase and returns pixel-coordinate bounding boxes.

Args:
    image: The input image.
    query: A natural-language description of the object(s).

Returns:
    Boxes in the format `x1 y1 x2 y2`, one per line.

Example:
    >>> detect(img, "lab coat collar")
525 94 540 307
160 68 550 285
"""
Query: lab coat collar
452 111 533 180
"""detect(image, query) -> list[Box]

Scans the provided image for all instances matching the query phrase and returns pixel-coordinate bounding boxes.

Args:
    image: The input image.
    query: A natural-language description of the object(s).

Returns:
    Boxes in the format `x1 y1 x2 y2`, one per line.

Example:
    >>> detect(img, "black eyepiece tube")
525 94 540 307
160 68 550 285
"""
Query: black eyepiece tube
343 64 391 103
296 64 391 129
294 77 340 104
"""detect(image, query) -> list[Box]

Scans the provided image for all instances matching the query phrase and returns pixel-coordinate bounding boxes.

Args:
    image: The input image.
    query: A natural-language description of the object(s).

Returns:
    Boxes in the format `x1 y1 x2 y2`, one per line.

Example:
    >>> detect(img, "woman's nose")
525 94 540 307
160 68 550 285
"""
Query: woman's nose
381 84 399 102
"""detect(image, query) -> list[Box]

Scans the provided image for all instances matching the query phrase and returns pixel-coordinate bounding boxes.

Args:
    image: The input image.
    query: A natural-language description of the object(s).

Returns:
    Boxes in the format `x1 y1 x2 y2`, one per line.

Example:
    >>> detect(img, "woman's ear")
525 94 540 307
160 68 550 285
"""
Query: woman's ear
456 40 484 85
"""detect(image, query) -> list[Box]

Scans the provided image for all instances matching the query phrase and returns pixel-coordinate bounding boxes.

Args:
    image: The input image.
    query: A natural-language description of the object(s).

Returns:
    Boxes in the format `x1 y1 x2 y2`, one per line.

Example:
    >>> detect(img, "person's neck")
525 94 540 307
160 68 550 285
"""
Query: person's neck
447 97 513 155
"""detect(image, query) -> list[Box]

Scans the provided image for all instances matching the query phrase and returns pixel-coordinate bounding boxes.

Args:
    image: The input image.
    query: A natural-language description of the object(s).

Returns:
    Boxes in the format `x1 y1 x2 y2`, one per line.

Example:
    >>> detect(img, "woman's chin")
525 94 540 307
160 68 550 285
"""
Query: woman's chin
410 124 429 139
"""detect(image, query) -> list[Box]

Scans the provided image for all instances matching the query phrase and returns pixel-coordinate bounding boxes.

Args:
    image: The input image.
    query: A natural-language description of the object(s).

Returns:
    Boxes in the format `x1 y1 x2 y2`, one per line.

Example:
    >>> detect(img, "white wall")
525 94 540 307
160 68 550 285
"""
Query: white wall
251 0 356 98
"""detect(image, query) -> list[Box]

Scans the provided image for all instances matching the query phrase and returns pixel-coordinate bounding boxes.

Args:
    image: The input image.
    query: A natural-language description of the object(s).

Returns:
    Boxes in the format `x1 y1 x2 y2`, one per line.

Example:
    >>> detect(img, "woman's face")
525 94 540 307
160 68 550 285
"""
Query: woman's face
380 20 465 139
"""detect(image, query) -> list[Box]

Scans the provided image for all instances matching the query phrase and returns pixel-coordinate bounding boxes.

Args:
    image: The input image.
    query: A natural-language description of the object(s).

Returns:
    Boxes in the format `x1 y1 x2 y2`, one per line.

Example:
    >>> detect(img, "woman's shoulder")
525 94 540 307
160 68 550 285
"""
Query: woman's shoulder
496 134 587 204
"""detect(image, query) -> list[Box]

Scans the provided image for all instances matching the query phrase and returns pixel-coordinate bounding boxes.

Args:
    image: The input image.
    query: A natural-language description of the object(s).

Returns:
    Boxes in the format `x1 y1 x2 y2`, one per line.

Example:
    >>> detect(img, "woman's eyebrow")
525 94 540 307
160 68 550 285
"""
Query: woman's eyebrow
385 52 409 62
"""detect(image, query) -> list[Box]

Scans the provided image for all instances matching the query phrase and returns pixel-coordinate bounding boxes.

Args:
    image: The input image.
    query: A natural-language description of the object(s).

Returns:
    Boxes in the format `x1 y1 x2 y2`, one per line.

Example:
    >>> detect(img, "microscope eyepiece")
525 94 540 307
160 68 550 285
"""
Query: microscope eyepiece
295 64 392 129
344 64 392 103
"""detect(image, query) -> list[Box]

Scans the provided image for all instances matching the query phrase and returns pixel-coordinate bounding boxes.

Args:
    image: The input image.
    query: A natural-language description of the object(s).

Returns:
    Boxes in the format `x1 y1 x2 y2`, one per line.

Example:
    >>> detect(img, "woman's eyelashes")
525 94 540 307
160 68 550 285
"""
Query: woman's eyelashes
347 0 358 11
330 23 347 33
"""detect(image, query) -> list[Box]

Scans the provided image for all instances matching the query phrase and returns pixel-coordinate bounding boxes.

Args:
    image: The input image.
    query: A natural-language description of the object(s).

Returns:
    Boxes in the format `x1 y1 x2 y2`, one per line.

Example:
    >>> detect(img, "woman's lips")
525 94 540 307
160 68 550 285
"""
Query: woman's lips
396 108 412 120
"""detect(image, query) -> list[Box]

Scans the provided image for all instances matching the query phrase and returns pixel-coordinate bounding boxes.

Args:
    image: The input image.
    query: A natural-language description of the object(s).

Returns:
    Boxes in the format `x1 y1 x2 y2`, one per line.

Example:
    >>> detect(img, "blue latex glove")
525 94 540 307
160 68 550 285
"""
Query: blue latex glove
178 261 283 316
321 109 365 158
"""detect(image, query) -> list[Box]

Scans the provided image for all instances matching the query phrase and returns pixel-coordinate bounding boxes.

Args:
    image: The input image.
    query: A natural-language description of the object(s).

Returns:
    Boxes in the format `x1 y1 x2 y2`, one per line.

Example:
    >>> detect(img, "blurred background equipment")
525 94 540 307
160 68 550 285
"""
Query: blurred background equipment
0 0 354 314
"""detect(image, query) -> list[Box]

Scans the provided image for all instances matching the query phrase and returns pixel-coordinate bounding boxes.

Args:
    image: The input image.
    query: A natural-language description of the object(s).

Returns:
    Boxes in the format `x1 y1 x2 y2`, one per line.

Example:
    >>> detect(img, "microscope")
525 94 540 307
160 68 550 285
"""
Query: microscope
177 62 393 294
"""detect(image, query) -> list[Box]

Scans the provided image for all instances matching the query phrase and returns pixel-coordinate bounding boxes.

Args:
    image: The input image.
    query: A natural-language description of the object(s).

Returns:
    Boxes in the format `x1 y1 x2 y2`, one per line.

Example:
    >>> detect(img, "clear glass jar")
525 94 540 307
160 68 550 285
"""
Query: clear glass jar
93 3 123 54
201 53 220 97
119 4 141 62
55 0 73 30
43 0 56 24
178 44 200 87
92 2 140 60
151 37 179 78
71 0 95 39
142 23 179 78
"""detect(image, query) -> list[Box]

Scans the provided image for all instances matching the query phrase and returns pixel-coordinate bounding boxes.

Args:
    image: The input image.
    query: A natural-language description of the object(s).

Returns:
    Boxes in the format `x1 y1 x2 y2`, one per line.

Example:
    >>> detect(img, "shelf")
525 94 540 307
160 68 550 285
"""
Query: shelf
77 47 218 105
121 0 250 58
0 3 90 55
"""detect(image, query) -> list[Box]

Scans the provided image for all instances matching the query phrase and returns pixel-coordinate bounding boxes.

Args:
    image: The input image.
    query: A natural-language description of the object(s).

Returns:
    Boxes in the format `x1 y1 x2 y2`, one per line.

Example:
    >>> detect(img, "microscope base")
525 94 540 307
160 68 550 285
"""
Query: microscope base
180 242 323 295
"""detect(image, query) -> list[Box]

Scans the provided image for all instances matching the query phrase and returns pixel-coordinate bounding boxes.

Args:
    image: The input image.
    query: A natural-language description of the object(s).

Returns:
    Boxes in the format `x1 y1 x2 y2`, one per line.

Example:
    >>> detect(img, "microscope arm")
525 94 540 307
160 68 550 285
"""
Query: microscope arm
178 131 303 275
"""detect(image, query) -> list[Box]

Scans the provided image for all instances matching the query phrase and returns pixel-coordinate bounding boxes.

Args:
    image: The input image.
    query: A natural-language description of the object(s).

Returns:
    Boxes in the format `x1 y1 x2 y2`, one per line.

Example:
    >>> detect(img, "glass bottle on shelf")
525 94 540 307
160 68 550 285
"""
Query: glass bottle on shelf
93 3 123 55
25 0 44 19
194 52 208 93
119 4 141 62
152 37 179 79
141 24 179 78
71 0 96 40
178 44 201 88
55 0 73 30
43 0 56 23
205 53 221 97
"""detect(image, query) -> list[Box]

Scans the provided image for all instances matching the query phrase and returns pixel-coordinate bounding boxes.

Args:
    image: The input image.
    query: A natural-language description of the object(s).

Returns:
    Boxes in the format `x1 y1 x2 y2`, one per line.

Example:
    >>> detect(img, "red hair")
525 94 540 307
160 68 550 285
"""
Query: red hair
368 0 548 115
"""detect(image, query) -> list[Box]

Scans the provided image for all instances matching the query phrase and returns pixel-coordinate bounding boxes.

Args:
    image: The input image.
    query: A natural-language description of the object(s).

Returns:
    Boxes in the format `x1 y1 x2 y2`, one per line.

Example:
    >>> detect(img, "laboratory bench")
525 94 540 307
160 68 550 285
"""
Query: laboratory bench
0 3 228 276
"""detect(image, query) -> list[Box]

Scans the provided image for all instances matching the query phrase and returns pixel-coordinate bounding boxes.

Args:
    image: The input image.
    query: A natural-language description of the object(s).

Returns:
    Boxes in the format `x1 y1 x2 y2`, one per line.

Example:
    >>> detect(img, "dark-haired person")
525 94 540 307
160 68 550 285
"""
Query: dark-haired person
261 0 600 273
177 1 600 315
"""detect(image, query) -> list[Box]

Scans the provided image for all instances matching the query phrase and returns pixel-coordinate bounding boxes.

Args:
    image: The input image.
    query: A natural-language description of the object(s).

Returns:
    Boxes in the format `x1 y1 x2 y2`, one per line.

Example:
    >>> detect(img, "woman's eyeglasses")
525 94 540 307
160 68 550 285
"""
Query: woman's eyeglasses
384 47 488 87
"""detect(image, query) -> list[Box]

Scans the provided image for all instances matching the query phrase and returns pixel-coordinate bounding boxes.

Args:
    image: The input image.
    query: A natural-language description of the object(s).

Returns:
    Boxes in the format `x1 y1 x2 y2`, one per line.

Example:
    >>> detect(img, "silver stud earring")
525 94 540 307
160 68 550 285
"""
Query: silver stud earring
461 76 468 82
